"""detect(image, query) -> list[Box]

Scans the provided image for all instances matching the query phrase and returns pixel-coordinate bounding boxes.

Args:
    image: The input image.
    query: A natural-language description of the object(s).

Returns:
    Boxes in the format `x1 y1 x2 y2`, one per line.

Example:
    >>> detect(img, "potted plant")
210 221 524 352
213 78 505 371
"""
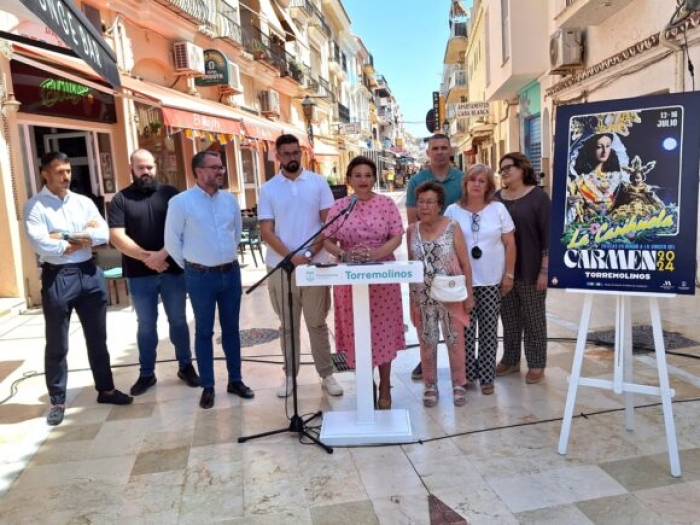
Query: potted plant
250 39 268 60
288 59 303 82
148 119 163 136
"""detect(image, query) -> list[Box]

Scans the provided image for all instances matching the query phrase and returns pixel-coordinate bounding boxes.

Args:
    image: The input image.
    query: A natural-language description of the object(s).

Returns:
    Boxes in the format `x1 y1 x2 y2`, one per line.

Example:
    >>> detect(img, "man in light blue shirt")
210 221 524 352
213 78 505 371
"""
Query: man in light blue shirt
164 151 253 409
24 152 133 426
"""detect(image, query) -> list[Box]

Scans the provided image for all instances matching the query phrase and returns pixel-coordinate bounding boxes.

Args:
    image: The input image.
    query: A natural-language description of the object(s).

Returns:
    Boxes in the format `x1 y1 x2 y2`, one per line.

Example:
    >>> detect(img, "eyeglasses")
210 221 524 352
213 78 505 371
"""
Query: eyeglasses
279 151 301 159
499 164 516 175
416 199 439 206
201 165 226 172
471 213 481 233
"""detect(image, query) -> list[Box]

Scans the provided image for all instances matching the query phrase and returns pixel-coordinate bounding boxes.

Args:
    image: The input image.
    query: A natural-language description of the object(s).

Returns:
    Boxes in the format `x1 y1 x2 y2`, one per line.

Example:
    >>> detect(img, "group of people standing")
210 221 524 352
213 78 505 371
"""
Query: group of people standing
402 136 550 406
24 131 550 426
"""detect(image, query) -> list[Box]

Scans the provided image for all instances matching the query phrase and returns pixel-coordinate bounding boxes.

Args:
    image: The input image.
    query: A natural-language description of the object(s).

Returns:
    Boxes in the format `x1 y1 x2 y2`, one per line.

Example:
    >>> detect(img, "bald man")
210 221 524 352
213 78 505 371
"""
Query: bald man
109 149 199 396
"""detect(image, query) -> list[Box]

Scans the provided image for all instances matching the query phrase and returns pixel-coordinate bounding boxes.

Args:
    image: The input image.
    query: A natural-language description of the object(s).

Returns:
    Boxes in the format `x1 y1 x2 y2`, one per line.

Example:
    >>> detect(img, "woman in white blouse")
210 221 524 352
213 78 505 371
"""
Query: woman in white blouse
445 164 516 395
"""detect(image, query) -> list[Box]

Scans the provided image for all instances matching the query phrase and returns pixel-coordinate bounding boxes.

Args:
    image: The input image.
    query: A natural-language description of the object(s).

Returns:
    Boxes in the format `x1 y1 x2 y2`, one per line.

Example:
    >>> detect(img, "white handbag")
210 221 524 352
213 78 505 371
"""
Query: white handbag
415 222 468 303
429 274 469 302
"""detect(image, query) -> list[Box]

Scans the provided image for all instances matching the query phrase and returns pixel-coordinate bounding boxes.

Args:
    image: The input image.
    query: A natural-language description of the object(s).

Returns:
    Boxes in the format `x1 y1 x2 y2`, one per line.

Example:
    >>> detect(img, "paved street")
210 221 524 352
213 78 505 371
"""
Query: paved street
1 191 700 523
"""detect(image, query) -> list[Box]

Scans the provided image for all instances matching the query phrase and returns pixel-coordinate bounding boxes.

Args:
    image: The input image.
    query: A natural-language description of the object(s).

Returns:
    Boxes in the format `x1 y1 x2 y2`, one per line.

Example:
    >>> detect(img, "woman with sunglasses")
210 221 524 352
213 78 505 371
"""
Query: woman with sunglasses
445 164 515 395
495 153 550 384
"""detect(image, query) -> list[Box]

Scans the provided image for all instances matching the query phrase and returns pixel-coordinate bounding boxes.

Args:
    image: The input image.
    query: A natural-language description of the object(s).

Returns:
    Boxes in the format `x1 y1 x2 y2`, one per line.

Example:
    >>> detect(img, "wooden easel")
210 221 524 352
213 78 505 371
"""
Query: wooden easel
557 291 681 477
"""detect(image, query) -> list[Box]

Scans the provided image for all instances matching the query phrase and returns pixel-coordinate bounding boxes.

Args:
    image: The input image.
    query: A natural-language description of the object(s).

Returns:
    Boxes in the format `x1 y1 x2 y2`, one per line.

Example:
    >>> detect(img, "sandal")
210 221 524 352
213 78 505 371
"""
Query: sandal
481 383 494 395
423 384 439 407
453 385 467 407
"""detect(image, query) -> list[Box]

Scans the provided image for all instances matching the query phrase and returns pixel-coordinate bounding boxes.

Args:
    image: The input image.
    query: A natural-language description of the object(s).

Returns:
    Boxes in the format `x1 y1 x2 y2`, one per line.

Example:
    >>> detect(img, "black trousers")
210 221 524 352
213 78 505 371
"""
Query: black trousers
41 261 114 405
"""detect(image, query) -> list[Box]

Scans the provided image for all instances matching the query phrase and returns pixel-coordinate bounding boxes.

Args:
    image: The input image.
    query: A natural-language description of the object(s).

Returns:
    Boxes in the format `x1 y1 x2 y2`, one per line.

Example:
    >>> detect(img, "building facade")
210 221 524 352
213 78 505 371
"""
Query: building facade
0 0 410 307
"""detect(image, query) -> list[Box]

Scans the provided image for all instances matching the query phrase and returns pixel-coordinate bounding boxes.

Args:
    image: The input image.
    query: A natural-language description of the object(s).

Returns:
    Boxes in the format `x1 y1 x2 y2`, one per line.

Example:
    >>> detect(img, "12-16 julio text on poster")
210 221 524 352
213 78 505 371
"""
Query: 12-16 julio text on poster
549 93 700 295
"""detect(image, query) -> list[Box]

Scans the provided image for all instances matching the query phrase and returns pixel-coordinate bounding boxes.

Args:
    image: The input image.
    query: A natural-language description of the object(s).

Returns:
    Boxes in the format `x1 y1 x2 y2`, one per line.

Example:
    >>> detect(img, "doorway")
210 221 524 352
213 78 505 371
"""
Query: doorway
44 131 97 199
24 125 114 215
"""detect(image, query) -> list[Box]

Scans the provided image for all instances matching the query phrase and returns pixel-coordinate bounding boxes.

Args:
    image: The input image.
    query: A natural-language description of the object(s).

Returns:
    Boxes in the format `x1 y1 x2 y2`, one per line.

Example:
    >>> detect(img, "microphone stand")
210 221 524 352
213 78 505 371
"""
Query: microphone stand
238 199 356 454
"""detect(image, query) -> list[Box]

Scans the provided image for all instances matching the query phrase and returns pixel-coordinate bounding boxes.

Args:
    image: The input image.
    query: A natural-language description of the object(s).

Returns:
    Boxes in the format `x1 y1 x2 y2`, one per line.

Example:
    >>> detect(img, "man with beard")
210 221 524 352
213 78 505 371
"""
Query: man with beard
164 151 254 409
258 134 343 398
109 149 199 396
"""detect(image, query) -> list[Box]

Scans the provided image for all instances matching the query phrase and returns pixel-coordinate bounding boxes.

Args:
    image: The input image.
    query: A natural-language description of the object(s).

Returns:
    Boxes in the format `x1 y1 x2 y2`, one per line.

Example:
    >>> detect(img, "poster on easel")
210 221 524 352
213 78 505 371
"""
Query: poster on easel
549 93 700 295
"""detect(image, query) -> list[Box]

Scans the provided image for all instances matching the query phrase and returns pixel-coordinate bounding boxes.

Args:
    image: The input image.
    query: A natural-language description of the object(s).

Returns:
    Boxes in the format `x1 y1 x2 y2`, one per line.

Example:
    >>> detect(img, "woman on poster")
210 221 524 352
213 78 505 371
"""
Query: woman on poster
572 132 624 218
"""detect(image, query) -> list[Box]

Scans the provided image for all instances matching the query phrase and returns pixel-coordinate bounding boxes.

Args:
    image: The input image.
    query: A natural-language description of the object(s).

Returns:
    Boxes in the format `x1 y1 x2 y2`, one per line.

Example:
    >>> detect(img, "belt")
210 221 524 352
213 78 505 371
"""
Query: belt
42 260 95 271
185 261 238 271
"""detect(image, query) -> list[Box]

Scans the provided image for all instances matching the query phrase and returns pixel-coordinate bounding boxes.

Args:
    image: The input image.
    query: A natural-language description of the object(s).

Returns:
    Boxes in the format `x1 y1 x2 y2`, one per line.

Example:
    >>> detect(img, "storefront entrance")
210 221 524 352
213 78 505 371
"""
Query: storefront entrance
22 125 115 215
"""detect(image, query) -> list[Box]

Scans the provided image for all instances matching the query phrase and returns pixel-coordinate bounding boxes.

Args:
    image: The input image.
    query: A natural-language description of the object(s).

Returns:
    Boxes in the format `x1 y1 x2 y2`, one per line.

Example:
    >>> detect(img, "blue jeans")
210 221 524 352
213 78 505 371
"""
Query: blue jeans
127 273 192 377
185 264 242 388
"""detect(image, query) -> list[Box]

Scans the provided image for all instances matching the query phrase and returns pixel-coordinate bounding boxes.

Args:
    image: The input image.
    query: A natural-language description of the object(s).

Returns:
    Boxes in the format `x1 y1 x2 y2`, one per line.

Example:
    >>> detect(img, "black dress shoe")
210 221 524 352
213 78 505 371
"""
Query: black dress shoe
97 390 134 405
227 380 255 399
177 364 200 387
200 387 215 409
46 405 65 426
130 375 157 396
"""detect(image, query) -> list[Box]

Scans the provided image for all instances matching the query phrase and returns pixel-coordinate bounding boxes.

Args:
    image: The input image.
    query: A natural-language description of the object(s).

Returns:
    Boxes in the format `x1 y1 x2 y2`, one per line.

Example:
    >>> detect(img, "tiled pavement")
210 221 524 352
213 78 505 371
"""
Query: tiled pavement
1 192 700 523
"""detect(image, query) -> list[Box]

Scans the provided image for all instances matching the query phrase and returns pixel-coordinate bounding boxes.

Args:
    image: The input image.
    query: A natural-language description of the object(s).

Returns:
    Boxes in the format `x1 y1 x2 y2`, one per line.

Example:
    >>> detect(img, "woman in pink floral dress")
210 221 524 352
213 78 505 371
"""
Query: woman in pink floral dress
323 156 405 409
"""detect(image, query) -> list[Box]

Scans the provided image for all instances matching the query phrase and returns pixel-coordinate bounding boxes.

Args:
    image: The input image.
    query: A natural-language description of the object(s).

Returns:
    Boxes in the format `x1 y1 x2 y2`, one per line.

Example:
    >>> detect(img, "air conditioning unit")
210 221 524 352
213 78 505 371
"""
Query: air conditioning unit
549 29 583 74
173 42 205 75
218 61 243 94
260 89 280 117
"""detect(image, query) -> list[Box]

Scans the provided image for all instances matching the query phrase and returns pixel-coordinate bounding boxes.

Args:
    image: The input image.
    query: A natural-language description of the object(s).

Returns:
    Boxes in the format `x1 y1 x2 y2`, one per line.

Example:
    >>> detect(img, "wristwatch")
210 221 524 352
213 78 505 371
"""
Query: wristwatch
303 249 314 260
61 232 70 241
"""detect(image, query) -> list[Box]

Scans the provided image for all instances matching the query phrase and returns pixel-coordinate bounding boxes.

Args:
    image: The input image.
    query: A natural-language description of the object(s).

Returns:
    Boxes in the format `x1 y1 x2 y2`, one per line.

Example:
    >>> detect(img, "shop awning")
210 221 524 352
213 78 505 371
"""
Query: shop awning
314 140 339 157
260 0 285 38
10 40 311 145
120 76 243 135
10 42 118 96
4 0 120 88
271 0 306 45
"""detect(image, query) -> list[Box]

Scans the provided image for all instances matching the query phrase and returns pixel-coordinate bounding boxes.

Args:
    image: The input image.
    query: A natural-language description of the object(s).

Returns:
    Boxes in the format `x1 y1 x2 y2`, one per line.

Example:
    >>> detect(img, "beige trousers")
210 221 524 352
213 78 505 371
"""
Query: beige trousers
267 267 333 378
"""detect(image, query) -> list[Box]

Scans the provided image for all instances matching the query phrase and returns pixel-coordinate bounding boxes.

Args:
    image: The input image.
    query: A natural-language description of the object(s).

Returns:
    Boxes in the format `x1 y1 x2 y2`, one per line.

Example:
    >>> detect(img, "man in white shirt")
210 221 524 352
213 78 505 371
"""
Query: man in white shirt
258 134 343 398
164 151 254 409
24 152 133 426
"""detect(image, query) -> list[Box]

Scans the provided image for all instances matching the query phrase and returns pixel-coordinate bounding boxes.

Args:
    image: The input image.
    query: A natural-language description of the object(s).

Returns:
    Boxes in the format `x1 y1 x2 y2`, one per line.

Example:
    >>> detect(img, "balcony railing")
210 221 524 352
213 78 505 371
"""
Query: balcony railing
243 27 287 76
317 76 335 101
290 0 313 16
217 8 242 46
310 3 331 38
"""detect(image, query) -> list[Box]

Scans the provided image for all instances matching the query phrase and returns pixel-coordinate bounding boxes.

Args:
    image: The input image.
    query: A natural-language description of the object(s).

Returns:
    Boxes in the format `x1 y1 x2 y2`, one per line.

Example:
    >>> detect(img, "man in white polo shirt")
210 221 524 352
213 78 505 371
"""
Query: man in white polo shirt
258 134 343 398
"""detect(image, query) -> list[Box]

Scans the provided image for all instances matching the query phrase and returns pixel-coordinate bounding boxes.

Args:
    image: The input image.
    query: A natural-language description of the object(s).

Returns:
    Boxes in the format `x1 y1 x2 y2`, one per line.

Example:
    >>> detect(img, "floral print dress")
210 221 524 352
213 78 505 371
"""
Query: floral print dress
325 193 405 368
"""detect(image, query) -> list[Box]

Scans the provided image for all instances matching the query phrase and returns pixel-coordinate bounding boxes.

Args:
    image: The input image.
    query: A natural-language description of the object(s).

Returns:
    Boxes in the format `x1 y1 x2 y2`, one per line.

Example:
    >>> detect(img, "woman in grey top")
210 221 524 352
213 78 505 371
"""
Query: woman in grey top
494 153 550 384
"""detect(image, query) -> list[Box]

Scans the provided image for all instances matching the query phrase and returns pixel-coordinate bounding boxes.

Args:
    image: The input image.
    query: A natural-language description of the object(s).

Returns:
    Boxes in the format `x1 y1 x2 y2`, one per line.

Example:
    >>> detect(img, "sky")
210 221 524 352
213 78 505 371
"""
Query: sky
342 0 470 139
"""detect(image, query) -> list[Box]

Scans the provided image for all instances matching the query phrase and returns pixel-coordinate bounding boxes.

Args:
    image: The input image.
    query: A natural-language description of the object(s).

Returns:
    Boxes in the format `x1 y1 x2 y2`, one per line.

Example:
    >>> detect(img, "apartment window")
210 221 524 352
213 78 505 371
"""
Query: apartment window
501 0 510 63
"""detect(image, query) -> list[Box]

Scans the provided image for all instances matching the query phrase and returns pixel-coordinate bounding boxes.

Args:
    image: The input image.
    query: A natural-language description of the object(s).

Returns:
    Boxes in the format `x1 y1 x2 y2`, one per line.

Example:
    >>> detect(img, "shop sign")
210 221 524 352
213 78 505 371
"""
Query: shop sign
338 122 360 135
17 0 120 88
195 50 229 86
452 102 490 118
11 61 117 123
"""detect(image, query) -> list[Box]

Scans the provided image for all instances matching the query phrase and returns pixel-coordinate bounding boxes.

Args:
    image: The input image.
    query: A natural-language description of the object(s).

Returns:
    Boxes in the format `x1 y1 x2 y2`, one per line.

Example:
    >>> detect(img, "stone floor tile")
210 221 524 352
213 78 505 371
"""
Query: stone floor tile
598 455 685 492
131 445 190 476
576 493 667 525
309 501 380 525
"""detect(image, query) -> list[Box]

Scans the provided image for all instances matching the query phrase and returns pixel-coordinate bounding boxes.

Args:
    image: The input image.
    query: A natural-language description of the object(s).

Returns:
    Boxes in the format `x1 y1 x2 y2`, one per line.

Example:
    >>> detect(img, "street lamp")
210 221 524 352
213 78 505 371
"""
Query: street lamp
301 96 316 171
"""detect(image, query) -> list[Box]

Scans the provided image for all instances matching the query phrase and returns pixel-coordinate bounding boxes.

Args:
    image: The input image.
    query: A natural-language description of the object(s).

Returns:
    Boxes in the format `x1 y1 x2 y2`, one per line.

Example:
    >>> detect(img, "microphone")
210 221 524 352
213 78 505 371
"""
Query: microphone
344 194 358 215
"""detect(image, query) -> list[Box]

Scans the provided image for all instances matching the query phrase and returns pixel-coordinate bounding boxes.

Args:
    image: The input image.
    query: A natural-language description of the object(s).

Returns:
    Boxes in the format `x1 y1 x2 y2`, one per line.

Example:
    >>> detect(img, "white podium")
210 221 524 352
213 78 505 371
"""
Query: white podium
296 261 423 446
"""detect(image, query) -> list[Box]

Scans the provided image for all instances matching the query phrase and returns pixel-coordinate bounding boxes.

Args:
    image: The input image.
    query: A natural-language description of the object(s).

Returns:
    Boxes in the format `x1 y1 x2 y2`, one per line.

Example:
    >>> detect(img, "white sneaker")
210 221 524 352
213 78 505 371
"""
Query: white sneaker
322 375 343 396
277 377 294 398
